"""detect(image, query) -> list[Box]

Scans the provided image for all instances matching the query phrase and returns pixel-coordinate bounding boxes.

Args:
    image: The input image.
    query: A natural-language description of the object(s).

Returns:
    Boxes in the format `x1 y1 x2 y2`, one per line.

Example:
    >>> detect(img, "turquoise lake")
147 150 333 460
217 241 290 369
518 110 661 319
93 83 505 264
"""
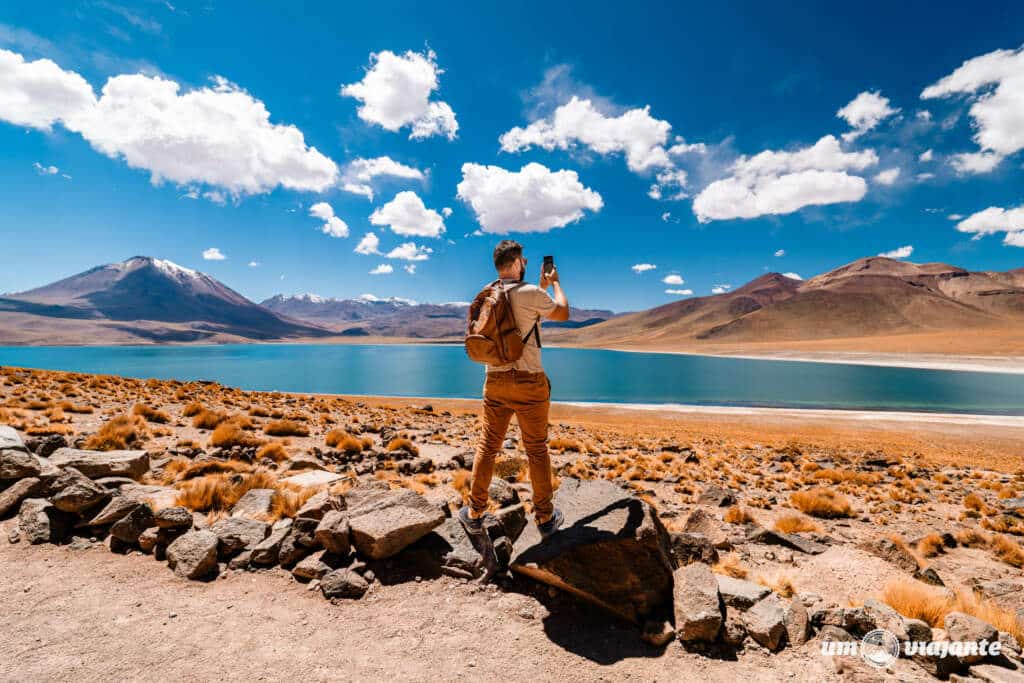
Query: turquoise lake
1 344 1023 415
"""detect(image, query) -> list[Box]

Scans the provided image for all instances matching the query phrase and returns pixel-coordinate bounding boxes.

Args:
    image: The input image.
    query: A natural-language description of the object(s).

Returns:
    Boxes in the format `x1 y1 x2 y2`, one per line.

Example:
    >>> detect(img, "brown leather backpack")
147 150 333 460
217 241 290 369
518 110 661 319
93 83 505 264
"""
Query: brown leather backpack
464 280 539 365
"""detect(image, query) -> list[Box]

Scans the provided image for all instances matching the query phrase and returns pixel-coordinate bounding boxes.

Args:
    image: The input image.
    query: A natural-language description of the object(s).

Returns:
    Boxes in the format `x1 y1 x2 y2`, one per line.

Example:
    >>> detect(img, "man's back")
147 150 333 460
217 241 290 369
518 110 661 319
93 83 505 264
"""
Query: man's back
486 279 556 374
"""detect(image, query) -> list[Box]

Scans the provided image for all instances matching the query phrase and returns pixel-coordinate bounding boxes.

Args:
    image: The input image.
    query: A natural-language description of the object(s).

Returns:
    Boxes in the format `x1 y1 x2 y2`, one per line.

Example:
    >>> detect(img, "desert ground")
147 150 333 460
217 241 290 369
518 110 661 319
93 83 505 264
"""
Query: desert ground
1 366 1023 682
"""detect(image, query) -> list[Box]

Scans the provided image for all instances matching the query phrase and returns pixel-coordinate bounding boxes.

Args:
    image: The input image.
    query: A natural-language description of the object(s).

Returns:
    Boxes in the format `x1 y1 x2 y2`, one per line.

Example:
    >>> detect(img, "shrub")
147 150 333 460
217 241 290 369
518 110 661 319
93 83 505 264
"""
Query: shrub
773 514 821 534
192 408 229 430
916 533 946 558
84 414 148 451
325 428 364 453
882 578 1023 646
385 437 418 455
991 534 1024 568
209 420 265 449
724 505 754 525
255 441 289 462
548 437 582 453
174 469 277 512
790 488 853 518
963 492 984 510
132 403 170 424
264 419 309 437
269 484 317 521
954 527 989 548
182 401 204 417
712 553 748 579
757 573 795 598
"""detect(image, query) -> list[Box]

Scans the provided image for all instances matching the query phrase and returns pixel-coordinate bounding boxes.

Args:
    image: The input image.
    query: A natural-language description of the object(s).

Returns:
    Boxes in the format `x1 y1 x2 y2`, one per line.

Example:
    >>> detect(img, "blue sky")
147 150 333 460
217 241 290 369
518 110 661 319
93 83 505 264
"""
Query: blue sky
1 1 1022 313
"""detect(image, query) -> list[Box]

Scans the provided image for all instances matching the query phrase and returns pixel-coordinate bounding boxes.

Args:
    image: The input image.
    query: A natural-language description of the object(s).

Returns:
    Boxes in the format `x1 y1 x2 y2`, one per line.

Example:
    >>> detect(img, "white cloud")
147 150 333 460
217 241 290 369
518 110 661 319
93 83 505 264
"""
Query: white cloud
836 91 899 141
385 242 432 261
309 202 349 238
873 168 901 186
782 272 803 280
922 46 1024 172
1006 232 1024 247
404 264 416 274
0 48 96 130
354 232 381 255
956 206 1024 247
248 260 260 267
916 110 932 122
919 149 934 162
731 135 878 177
949 151 1003 175
202 247 226 260
203 189 227 205
662 274 684 285
456 162 603 234
631 263 656 273
711 283 732 294
774 249 785 257
340 156 425 201
340 49 457 140
441 207 452 218
947 214 964 221
665 288 693 296
916 172 936 181
499 96 672 172
369 190 445 238
369 263 393 275
32 162 58 175
660 211 671 222
649 168 689 201
879 245 913 259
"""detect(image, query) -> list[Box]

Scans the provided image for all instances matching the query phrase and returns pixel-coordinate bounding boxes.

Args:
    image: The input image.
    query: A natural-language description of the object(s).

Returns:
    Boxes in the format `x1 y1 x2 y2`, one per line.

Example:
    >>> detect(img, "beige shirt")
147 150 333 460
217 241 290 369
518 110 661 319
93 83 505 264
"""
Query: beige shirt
486 279 557 374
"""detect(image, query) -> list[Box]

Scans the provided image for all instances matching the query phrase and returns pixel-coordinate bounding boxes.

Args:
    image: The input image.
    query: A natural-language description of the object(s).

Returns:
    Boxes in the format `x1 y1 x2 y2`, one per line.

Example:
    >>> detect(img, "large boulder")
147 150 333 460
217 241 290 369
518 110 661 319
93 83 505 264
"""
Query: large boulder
674 562 723 643
743 594 788 651
249 520 293 567
716 575 770 609
48 447 149 480
291 549 345 581
48 468 110 514
344 482 445 560
85 495 141 527
0 477 40 517
511 478 674 624
295 490 346 521
231 488 275 519
109 503 156 544
0 426 41 480
945 612 998 664
682 507 731 548
18 498 73 544
166 530 219 580
210 517 270 558
154 506 193 530
314 511 352 556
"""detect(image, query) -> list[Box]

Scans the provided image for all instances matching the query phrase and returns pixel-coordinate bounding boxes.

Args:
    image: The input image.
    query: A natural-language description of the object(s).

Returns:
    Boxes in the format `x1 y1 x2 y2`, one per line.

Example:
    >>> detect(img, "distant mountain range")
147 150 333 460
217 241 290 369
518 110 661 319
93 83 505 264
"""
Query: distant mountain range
551 257 1024 354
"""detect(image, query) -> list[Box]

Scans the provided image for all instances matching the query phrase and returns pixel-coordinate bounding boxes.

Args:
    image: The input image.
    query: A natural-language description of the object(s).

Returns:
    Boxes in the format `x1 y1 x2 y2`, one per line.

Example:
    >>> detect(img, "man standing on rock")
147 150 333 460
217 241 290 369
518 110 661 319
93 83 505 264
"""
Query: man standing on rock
460 239 570 542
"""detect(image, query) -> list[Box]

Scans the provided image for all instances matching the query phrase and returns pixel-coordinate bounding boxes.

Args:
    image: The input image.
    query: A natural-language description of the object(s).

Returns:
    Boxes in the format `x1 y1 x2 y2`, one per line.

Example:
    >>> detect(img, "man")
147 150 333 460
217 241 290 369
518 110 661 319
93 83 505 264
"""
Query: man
459 239 570 541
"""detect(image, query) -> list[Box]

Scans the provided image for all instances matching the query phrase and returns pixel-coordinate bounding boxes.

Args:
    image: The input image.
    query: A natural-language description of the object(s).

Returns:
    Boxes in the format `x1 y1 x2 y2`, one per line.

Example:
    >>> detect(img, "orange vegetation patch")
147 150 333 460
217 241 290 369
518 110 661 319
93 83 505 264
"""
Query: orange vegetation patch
132 403 170 424
84 414 148 451
790 488 854 518
325 428 364 453
263 419 309 437
882 578 1023 646
773 513 821 534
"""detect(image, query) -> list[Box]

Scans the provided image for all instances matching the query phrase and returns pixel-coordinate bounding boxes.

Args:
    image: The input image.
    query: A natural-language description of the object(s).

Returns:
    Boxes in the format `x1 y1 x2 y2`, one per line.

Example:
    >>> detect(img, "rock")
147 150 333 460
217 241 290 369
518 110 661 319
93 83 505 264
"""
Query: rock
863 598 932 642
0 430 42 479
228 550 252 570
277 530 312 567
811 607 845 628
511 478 674 624
314 511 352 556
49 468 110 513
746 527 828 555
716 575 770 609
817 624 856 642
231 488 275 519
697 485 735 507
945 612 999 664
291 549 345 581
488 478 519 507
26 434 67 458
492 503 527 544
858 537 920 574
344 482 445 560
0 477 40 517
916 566 946 587
250 523 292 567
682 507 731 549
320 568 369 599
48 447 149 480
967 665 1024 683
294 490 346 521
166 530 219 580
209 517 270 558
428 517 487 579
722 611 748 647
842 606 875 637
119 484 178 510
999 632 1021 659
668 532 719 566
94 476 137 490
641 620 675 648
84 495 139 527
784 600 810 647
18 498 72 544
280 469 343 488
138 526 160 554
744 594 788 652
110 503 156 544
155 506 193 530
673 562 723 643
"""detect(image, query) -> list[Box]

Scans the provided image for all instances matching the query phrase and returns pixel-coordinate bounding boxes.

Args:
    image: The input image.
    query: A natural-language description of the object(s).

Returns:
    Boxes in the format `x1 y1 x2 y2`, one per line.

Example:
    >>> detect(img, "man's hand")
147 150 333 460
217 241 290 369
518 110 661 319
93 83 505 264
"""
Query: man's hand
541 266 570 321
539 265 559 289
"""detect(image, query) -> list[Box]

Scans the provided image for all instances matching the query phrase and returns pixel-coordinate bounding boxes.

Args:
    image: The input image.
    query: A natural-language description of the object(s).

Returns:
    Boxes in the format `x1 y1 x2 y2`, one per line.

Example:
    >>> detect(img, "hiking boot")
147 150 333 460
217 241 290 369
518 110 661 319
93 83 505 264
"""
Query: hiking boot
458 506 488 540
537 508 564 540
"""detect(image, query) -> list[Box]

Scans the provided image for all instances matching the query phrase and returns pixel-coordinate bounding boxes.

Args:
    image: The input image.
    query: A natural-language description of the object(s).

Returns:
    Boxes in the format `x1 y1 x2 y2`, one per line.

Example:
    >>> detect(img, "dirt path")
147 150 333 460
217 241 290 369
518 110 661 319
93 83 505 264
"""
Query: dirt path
0 532 844 683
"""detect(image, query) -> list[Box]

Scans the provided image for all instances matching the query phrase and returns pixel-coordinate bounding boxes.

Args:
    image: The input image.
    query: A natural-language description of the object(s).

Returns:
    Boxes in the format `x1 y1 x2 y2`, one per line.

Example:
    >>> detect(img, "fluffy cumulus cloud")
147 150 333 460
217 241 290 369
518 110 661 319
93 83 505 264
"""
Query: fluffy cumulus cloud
33 162 58 175
836 91 899 141
711 284 732 294
500 96 672 172
922 46 1024 173
873 168 900 186
369 191 445 238
631 263 656 273
202 247 226 260
354 232 381 255
956 206 1024 247
774 249 786 257
309 202 349 238
692 135 877 222
0 48 96 130
386 242 433 261
340 156 425 201
340 49 457 140
665 289 693 296
662 274 684 285
879 245 913 259
919 149 934 162
456 162 603 234
369 264 393 275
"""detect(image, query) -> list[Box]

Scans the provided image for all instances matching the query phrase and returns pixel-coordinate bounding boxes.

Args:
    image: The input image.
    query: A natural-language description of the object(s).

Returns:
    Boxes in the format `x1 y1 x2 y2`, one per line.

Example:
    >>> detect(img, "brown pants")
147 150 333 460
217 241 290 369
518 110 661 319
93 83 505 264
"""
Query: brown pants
469 370 553 523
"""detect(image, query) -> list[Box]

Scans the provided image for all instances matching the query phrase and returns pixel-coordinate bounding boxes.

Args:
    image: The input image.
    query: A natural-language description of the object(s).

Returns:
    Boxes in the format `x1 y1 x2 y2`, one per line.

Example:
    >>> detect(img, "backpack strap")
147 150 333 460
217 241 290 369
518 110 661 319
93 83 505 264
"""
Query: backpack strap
502 280 542 348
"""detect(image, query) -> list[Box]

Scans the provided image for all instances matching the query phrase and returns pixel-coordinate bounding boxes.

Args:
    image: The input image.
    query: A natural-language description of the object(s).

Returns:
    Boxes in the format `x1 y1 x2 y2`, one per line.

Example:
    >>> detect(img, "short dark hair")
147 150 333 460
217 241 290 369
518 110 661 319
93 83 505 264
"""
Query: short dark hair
493 240 523 270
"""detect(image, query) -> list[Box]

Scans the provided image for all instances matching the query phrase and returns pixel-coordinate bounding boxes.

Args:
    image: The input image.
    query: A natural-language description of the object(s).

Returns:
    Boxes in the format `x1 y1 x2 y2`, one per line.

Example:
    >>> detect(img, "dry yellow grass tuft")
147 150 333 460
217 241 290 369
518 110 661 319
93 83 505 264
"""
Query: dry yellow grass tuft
269 484 317 521
255 441 289 462
954 527 989 548
916 533 946 558
192 408 229 430
494 456 527 481
174 469 277 512
325 428 364 453
84 414 148 451
773 513 821 534
386 437 418 456
790 487 853 518
882 578 1023 646
264 419 309 437
991 534 1024 568
963 492 984 510
132 403 170 424
712 553 748 579
548 437 583 453
181 401 204 417
757 573 796 598
723 505 754 525
209 420 265 449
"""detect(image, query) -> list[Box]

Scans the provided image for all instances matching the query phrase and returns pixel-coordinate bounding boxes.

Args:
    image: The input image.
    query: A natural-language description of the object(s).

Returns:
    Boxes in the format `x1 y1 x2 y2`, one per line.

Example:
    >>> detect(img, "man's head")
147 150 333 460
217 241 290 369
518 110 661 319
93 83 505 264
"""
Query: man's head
493 239 526 281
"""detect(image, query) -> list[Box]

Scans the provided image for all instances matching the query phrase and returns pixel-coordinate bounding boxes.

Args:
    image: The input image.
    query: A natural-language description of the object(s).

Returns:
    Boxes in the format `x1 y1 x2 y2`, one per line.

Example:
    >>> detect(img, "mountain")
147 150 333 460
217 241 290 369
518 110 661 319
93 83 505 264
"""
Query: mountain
553 257 1024 353
0 257 330 344
260 293 617 338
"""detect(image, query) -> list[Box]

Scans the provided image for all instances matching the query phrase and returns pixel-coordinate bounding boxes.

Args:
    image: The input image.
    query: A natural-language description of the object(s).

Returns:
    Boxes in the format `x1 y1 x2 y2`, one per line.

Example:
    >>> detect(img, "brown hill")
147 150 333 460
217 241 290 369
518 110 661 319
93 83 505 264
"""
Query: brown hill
554 257 1024 353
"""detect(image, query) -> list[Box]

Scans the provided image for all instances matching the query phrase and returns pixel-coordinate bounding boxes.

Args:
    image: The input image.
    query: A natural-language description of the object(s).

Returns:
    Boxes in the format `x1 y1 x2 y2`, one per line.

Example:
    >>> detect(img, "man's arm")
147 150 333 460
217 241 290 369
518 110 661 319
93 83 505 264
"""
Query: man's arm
540 266 570 322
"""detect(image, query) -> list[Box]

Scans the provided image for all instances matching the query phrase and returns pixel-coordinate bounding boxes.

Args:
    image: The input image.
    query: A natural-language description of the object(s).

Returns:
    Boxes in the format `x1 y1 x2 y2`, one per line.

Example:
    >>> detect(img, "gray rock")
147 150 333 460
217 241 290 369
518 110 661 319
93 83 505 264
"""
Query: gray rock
0 425 28 453
858 537 920 573
94 476 137 490
18 498 72 544
166 530 219 580
966 664 1024 683
231 488 275 519
863 598 932 643
945 612 998 664
277 529 312 567
817 624 856 642
154 506 193 530
0 477 40 517
321 568 369 599
697 485 735 507
722 611 748 646
683 507 731 549
84 495 139 527
209 517 270 558
294 490 346 521
345 482 445 560
0 429 41 479
492 503 527 544
314 510 351 556
673 562 723 643
48 447 149 480
281 469 343 488
488 478 519 507
641 620 675 648
746 527 828 555
998 631 1021 659
716 575 770 609
138 526 160 554
110 503 156 544
811 607 845 628
784 599 810 647
27 434 67 458
250 523 292 567
915 566 946 587
291 549 344 581
668 532 719 566
512 479 674 624
228 550 252 570
744 593 788 651
49 468 110 513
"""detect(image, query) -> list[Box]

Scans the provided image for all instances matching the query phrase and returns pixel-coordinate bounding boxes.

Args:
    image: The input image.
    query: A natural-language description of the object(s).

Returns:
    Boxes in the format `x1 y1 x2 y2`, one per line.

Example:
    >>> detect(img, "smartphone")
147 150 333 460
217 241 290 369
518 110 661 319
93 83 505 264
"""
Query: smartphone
543 255 555 275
